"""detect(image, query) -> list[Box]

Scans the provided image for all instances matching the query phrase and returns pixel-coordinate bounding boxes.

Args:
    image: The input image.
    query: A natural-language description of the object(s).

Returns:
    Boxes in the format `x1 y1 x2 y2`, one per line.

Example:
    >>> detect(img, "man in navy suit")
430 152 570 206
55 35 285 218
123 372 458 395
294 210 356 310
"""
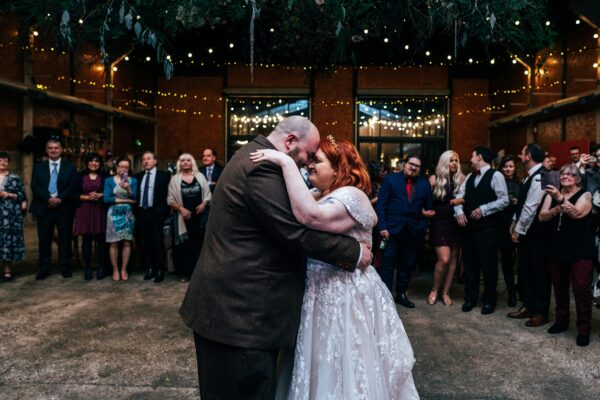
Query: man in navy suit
376 155 434 308
30 138 77 279
136 151 171 283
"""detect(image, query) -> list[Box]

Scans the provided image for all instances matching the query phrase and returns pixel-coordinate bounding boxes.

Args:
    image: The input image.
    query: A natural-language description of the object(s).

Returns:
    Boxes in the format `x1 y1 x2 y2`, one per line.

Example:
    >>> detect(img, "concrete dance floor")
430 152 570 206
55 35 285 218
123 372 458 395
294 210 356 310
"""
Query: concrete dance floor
1 225 600 399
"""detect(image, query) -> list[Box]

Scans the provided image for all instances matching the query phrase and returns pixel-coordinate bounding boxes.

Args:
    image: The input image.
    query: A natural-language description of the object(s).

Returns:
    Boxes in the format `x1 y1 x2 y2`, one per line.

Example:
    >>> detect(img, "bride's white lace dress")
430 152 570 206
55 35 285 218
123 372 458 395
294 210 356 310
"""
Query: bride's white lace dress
278 186 420 400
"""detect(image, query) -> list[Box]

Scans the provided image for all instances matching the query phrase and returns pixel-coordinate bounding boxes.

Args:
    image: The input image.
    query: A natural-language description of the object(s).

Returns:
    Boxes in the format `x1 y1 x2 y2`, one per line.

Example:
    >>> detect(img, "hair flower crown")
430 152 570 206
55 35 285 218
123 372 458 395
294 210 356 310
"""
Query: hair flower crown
326 135 339 151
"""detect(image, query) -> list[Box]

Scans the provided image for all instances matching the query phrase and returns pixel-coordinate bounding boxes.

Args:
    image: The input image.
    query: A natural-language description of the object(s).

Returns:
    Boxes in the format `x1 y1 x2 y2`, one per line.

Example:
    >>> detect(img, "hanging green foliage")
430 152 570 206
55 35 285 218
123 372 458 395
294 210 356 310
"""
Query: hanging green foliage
0 0 558 74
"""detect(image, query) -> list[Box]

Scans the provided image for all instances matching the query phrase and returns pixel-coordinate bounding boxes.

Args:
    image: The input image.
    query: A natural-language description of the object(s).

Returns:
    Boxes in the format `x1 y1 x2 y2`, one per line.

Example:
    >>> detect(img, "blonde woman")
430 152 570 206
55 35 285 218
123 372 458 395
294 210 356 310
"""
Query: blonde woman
168 153 211 281
427 151 465 305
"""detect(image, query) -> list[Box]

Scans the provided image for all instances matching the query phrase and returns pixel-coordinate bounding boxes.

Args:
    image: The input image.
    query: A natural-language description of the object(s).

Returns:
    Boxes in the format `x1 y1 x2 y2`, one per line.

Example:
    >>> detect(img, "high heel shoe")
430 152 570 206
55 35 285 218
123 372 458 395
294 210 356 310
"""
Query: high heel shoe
442 293 453 306
427 289 438 305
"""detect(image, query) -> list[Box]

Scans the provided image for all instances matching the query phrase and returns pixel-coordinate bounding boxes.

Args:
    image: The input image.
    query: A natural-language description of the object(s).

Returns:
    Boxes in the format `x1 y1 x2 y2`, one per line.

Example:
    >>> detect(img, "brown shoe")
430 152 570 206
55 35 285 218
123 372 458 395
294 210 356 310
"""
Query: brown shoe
507 307 533 319
525 315 548 327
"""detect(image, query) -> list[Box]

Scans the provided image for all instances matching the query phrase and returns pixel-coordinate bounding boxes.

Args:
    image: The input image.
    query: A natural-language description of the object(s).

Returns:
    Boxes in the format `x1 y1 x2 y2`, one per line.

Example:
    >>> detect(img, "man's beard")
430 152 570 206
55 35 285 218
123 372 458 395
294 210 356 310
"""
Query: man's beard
287 147 304 169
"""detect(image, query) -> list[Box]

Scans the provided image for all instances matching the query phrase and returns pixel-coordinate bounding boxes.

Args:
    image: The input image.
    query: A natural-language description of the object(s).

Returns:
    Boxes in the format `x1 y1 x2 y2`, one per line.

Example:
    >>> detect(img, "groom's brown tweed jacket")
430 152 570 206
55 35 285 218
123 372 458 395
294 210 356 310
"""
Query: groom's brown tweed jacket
179 135 360 349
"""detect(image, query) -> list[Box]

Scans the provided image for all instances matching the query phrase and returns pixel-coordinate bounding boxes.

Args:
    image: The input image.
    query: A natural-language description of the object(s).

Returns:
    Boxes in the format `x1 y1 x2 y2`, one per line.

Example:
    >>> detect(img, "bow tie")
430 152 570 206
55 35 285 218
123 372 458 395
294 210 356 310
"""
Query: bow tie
473 170 481 176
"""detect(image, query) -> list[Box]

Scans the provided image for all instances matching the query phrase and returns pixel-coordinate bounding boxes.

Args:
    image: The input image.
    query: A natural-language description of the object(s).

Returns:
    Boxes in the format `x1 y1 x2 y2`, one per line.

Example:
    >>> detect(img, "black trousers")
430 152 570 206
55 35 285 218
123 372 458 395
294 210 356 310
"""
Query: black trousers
379 226 424 295
36 208 73 273
138 208 166 272
463 226 498 305
518 232 551 317
194 333 278 400
499 243 516 293
81 233 107 270
173 214 205 278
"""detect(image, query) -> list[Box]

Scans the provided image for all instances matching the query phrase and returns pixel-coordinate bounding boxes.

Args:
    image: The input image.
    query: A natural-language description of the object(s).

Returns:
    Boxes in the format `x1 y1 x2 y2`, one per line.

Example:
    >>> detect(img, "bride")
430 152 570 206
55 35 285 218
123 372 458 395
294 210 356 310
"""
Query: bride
250 136 419 400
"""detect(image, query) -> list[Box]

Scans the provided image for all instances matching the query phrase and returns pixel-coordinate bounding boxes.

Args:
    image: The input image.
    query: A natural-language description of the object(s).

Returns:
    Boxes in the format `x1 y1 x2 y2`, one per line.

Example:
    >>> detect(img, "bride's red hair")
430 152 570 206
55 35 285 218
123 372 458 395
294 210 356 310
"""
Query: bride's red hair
319 137 371 195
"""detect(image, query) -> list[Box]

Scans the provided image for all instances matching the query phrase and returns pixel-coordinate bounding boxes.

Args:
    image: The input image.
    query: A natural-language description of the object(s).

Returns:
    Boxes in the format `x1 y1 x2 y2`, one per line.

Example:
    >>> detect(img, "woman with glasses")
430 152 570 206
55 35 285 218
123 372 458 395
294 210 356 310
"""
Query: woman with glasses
539 164 594 346
427 151 465 306
104 157 138 281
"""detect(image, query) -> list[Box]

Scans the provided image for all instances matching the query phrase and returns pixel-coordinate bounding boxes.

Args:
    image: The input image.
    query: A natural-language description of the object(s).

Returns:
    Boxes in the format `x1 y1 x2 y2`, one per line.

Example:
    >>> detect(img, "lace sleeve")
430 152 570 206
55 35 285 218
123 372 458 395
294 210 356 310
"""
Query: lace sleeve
326 187 377 230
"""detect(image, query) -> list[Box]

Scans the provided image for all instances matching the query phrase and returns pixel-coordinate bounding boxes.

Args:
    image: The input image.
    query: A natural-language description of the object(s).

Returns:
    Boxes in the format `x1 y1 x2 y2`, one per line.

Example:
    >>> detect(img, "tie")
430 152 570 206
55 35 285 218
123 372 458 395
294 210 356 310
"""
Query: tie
142 171 151 209
48 162 58 196
207 167 212 183
406 178 413 201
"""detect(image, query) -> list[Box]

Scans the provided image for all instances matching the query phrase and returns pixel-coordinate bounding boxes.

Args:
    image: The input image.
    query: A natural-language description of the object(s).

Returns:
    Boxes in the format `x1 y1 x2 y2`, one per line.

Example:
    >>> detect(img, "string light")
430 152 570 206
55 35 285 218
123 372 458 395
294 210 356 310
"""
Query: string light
229 43 234 48
404 44 409 50
515 20 520 26
187 52 193 58
384 38 389 43
594 34 599 39
33 31 39 36
112 66 118 72
208 48 213 54
363 29 369 34
124 56 129 61
545 21 551 26
145 56 151 61
576 19 581 25
425 51 430 56
594 63 599 68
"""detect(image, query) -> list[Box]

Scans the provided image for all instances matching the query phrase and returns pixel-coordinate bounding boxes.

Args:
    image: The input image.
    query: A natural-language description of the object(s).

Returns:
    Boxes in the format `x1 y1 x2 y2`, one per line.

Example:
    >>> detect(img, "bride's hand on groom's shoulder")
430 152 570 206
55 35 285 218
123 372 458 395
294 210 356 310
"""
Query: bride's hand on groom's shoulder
249 149 288 167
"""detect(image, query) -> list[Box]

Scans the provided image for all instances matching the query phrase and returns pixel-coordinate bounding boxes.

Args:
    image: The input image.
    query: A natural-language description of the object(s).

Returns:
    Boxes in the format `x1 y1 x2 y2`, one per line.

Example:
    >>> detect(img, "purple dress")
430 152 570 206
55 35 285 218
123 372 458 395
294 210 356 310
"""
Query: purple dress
430 180 462 247
74 175 106 235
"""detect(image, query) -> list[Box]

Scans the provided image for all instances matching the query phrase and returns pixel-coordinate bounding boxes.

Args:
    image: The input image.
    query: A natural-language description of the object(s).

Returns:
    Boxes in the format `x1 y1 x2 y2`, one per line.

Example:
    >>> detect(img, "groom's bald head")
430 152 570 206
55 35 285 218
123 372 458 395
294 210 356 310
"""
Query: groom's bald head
267 116 320 167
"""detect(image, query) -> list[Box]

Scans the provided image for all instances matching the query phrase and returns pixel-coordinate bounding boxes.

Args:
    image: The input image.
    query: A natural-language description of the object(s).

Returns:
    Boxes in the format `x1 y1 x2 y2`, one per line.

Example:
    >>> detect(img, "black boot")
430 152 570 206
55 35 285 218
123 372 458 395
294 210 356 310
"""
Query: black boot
154 269 165 283
84 268 93 281
96 266 106 280
143 268 155 280
507 288 517 308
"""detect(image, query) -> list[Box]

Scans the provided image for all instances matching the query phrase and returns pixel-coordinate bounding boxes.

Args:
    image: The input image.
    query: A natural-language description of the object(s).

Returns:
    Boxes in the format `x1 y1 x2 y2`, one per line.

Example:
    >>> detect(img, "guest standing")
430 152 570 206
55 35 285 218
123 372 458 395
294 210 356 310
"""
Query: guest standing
497 155 521 307
167 153 211 282
200 148 223 193
30 138 77 280
0 152 25 281
427 150 465 306
539 164 595 346
104 157 138 281
507 144 549 327
376 154 434 308
136 151 171 283
74 153 107 280
455 146 509 315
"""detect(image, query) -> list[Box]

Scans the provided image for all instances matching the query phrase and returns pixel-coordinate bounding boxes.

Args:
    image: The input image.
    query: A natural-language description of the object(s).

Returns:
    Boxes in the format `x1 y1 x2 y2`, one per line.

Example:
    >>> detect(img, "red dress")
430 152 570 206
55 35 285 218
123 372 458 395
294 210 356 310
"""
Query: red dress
74 175 106 235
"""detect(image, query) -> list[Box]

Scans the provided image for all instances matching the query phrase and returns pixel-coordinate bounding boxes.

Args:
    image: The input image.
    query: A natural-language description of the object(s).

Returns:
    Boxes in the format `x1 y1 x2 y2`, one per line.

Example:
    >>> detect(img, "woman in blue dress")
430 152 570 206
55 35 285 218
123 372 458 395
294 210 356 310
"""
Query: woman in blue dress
104 157 138 281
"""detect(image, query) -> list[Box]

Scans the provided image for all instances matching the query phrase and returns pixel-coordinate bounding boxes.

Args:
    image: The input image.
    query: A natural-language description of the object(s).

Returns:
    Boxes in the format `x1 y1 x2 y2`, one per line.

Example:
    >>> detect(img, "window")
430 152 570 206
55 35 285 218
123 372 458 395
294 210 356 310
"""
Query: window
226 97 310 160
356 96 448 175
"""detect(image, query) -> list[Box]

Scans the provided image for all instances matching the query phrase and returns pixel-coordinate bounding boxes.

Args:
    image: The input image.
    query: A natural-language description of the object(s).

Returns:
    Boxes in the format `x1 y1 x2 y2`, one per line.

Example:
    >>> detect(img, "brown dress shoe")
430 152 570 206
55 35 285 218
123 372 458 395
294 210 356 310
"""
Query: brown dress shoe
507 307 533 319
525 315 548 327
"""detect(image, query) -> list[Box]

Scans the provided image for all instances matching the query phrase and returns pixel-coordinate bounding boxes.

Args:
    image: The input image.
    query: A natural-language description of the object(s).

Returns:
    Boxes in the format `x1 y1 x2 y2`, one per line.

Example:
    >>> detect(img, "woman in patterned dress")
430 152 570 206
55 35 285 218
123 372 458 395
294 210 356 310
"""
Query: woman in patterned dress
74 153 108 280
0 151 25 281
103 157 137 281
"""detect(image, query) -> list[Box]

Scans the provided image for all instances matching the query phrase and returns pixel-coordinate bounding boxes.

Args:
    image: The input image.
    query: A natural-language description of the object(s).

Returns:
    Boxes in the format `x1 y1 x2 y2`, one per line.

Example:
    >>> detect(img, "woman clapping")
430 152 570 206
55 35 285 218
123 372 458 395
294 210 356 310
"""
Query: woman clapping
539 164 595 346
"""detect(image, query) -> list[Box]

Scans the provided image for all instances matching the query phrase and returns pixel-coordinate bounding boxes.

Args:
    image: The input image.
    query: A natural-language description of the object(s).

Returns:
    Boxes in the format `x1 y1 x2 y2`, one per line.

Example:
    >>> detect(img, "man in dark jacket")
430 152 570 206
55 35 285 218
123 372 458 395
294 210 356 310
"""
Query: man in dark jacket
179 116 372 400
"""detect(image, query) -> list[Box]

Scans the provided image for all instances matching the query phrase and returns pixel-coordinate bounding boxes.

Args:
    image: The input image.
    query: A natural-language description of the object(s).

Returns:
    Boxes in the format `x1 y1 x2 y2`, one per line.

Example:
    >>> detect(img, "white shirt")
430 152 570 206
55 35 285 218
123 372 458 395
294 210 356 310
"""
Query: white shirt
512 163 545 235
454 164 509 217
48 158 62 175
140 167 157 207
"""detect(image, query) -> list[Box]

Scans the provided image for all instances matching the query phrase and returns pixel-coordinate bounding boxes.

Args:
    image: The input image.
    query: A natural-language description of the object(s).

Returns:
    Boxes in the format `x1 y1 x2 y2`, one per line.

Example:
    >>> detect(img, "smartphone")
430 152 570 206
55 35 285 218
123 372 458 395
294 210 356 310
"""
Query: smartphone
540 170 560 189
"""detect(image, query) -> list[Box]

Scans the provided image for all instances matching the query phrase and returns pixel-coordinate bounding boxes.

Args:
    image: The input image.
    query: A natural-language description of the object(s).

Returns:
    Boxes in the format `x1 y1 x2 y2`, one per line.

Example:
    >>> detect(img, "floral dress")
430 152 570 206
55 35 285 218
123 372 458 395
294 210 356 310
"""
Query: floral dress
278 186 419 400
0 173 26 262
104 176 137 243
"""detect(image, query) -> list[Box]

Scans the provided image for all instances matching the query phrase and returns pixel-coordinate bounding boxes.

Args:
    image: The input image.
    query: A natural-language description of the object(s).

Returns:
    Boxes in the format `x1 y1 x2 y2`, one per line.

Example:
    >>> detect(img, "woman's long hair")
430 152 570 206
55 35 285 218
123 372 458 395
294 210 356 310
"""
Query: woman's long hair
319 137 371 195
432 150 462 200
176 153 200 175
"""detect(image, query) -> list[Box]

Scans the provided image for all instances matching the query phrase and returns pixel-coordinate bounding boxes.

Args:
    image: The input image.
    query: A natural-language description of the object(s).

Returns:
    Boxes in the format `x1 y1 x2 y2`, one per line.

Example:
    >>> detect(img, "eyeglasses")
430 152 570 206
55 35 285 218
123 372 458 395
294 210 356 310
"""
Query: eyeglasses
407 161 421 169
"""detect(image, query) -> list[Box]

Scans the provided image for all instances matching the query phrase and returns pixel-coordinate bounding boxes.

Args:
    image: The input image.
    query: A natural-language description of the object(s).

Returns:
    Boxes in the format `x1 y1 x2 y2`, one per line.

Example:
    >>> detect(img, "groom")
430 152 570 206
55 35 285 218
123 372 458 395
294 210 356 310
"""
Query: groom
179 116 372 400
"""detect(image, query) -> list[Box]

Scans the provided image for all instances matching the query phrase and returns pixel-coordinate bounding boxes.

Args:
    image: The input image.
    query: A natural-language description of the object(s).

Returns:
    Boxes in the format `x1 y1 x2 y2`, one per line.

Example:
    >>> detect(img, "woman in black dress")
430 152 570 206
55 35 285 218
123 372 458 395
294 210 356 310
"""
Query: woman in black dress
497 155 521 307
167 153 211 281
427 150 465 306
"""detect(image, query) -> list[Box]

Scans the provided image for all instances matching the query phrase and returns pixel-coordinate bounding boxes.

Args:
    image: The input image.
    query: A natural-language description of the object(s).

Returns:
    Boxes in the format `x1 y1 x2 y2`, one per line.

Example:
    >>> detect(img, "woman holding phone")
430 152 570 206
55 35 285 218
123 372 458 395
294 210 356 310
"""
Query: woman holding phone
104 157 138 281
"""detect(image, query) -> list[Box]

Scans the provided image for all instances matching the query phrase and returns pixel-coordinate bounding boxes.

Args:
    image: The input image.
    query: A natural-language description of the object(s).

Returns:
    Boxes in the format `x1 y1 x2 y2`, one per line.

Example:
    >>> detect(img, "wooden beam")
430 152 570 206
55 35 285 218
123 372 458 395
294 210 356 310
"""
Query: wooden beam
0 77 156 125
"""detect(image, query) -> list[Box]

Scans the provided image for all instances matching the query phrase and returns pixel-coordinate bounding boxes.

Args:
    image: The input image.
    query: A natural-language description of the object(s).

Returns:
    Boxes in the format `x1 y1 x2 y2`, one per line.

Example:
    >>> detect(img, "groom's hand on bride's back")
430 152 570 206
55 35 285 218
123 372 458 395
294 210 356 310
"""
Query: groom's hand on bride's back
358 243 373 271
